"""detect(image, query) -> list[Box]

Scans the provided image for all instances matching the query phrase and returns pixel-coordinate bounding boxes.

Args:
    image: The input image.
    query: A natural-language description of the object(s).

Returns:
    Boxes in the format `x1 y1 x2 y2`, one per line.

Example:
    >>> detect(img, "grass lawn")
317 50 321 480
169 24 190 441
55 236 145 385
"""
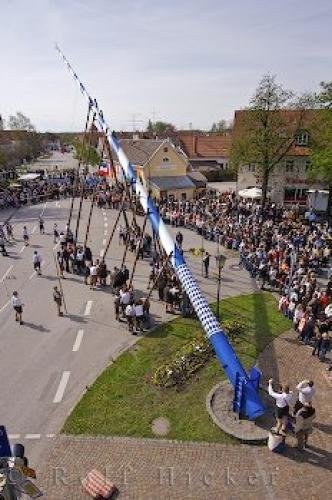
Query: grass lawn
63 292 291 443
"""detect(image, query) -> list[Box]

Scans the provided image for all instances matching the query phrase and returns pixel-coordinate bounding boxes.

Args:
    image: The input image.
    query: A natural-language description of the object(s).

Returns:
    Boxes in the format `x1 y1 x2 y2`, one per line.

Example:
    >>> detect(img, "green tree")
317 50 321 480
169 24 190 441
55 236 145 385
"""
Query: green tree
309 81 332 214
231 74 308 207
145 120 176 135
8 111 35 131
73 139 101 167
210 119 227 133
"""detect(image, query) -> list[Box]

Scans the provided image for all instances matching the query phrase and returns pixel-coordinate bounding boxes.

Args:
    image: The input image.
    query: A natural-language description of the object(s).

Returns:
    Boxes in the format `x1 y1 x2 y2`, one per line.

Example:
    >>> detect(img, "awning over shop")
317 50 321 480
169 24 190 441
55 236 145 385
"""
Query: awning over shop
150 175 195 191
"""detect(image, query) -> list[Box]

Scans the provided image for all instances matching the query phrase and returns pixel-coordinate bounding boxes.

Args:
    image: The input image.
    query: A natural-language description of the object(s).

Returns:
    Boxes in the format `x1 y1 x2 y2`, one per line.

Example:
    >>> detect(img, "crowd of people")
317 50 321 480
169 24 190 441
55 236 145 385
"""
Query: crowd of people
156 193 331 362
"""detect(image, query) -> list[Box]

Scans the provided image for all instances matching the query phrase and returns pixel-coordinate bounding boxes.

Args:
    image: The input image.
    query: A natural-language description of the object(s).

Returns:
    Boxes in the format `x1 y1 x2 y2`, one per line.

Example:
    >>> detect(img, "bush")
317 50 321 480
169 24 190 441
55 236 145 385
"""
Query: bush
152 335 214 388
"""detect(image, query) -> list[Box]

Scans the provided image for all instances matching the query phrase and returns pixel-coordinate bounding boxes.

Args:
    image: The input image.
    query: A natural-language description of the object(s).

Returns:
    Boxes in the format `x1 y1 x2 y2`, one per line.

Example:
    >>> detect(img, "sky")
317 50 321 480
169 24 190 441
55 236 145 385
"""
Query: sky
1 0 331 132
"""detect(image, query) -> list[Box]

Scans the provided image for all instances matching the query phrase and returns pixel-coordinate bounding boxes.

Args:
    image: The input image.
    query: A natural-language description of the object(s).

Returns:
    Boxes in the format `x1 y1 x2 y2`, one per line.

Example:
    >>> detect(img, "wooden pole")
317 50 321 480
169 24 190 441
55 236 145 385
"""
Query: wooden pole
84 191 95 247
145 252 172 302
103 195 127 259
129 211 149 286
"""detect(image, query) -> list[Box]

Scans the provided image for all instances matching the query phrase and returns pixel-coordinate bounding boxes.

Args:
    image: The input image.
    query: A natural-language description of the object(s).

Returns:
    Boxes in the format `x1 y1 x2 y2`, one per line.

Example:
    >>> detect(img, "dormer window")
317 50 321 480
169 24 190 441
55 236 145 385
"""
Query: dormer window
295 130 309 146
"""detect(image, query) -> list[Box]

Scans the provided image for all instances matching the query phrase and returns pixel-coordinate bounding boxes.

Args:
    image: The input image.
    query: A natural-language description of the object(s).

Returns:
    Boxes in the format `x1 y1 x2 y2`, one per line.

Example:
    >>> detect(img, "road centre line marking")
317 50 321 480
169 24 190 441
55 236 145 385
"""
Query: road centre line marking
20 246 25 253
1 265 13 282
8 434 21 440
25 434 41 439
99 249 104 257
31 225 37 234
72 329 84 352
84 300 93 316
104 222 108 228
104 230 107 236
102 239 107 245
53 371 70 403
29 271 36 280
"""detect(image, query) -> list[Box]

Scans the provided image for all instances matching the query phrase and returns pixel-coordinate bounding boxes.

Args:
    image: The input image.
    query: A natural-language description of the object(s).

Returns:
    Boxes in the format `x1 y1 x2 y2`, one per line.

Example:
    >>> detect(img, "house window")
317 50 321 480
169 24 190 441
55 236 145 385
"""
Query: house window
285 159 294 173
163 147 168 153
181 192 187 200
248 163 256 172
305 159 311 172
162 157 170 163
295 131 309 146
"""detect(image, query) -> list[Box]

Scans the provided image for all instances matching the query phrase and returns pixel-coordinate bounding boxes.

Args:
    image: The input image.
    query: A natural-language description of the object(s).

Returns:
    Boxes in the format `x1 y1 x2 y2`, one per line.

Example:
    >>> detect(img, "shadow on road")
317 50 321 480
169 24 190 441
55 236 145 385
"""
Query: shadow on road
67 313 87 324
23 322 50 333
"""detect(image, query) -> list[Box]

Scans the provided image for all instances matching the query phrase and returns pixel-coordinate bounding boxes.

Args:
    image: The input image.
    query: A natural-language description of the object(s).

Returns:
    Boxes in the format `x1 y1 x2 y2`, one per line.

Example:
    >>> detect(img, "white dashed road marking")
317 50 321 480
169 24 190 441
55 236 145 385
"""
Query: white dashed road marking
104 222 108 228
72 329 84 352
53 371 70 403
31 225 37 234
25 434 41 440
0 265 13 283
104 230 107 236
29 271 36 280
19 246 25 253
0 301 10 314
102 239 107 246
99 249 105 258
84 300 93 316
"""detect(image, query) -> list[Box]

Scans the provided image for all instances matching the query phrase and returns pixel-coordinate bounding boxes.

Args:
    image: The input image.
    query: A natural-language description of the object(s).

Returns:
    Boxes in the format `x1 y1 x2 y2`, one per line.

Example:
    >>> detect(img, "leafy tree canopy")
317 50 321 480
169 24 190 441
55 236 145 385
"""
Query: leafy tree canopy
8 111 35 132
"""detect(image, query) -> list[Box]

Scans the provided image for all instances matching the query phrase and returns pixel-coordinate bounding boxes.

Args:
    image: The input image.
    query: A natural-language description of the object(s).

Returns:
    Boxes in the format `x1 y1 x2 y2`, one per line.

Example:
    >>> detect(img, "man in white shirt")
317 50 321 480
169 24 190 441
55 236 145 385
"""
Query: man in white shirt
294 380 315 413
268 379 293 436
89 263 98 289
125 302 135 332
120 287 131 316
134 299 144 334
11 291 24 324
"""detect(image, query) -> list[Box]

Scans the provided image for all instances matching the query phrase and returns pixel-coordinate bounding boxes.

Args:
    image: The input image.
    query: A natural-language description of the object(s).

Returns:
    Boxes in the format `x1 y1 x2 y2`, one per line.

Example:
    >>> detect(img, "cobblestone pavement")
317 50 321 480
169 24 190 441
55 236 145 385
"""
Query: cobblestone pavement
38 329 332 499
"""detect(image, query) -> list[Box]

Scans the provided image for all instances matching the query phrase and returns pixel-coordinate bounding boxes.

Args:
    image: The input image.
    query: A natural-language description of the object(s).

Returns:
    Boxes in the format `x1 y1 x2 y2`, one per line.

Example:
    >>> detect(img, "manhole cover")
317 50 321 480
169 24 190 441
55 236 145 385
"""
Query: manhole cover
151 417 170 436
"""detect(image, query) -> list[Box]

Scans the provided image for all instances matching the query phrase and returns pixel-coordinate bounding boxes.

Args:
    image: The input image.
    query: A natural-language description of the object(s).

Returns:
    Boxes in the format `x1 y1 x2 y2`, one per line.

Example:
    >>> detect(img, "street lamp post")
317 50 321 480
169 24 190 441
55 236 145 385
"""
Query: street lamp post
215 253 226 322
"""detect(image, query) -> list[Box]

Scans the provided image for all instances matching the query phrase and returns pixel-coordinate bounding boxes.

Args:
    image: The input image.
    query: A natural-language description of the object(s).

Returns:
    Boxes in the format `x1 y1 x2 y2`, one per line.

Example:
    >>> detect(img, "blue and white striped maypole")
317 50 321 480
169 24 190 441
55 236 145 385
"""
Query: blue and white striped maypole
56 45 265 419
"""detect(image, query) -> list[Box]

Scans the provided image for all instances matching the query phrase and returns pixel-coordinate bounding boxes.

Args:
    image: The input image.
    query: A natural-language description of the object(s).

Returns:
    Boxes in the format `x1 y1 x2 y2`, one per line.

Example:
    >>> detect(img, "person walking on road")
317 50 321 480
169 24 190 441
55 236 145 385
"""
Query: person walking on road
53 286 63 316
33 251 42 276
22 226 29 246
11 291 24 325
0 234 8 256
5 222 13 241
39 216 45 235
53 223 59 244
203 251 210 278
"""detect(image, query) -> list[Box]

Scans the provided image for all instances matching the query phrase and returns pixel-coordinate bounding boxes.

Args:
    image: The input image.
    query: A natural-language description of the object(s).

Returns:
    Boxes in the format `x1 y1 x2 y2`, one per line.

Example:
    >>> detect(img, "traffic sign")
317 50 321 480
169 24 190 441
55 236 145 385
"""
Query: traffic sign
0 426 11 458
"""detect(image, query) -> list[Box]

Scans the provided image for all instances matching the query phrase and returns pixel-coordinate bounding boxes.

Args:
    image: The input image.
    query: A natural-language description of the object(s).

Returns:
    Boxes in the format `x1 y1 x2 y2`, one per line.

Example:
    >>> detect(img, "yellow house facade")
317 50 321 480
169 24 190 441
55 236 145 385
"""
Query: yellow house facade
116 138 196 200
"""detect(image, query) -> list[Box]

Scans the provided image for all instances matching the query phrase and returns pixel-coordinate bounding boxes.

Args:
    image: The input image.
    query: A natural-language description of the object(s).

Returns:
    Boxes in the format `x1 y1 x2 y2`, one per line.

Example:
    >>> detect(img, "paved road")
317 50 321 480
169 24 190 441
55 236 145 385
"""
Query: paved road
0 194 257 471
